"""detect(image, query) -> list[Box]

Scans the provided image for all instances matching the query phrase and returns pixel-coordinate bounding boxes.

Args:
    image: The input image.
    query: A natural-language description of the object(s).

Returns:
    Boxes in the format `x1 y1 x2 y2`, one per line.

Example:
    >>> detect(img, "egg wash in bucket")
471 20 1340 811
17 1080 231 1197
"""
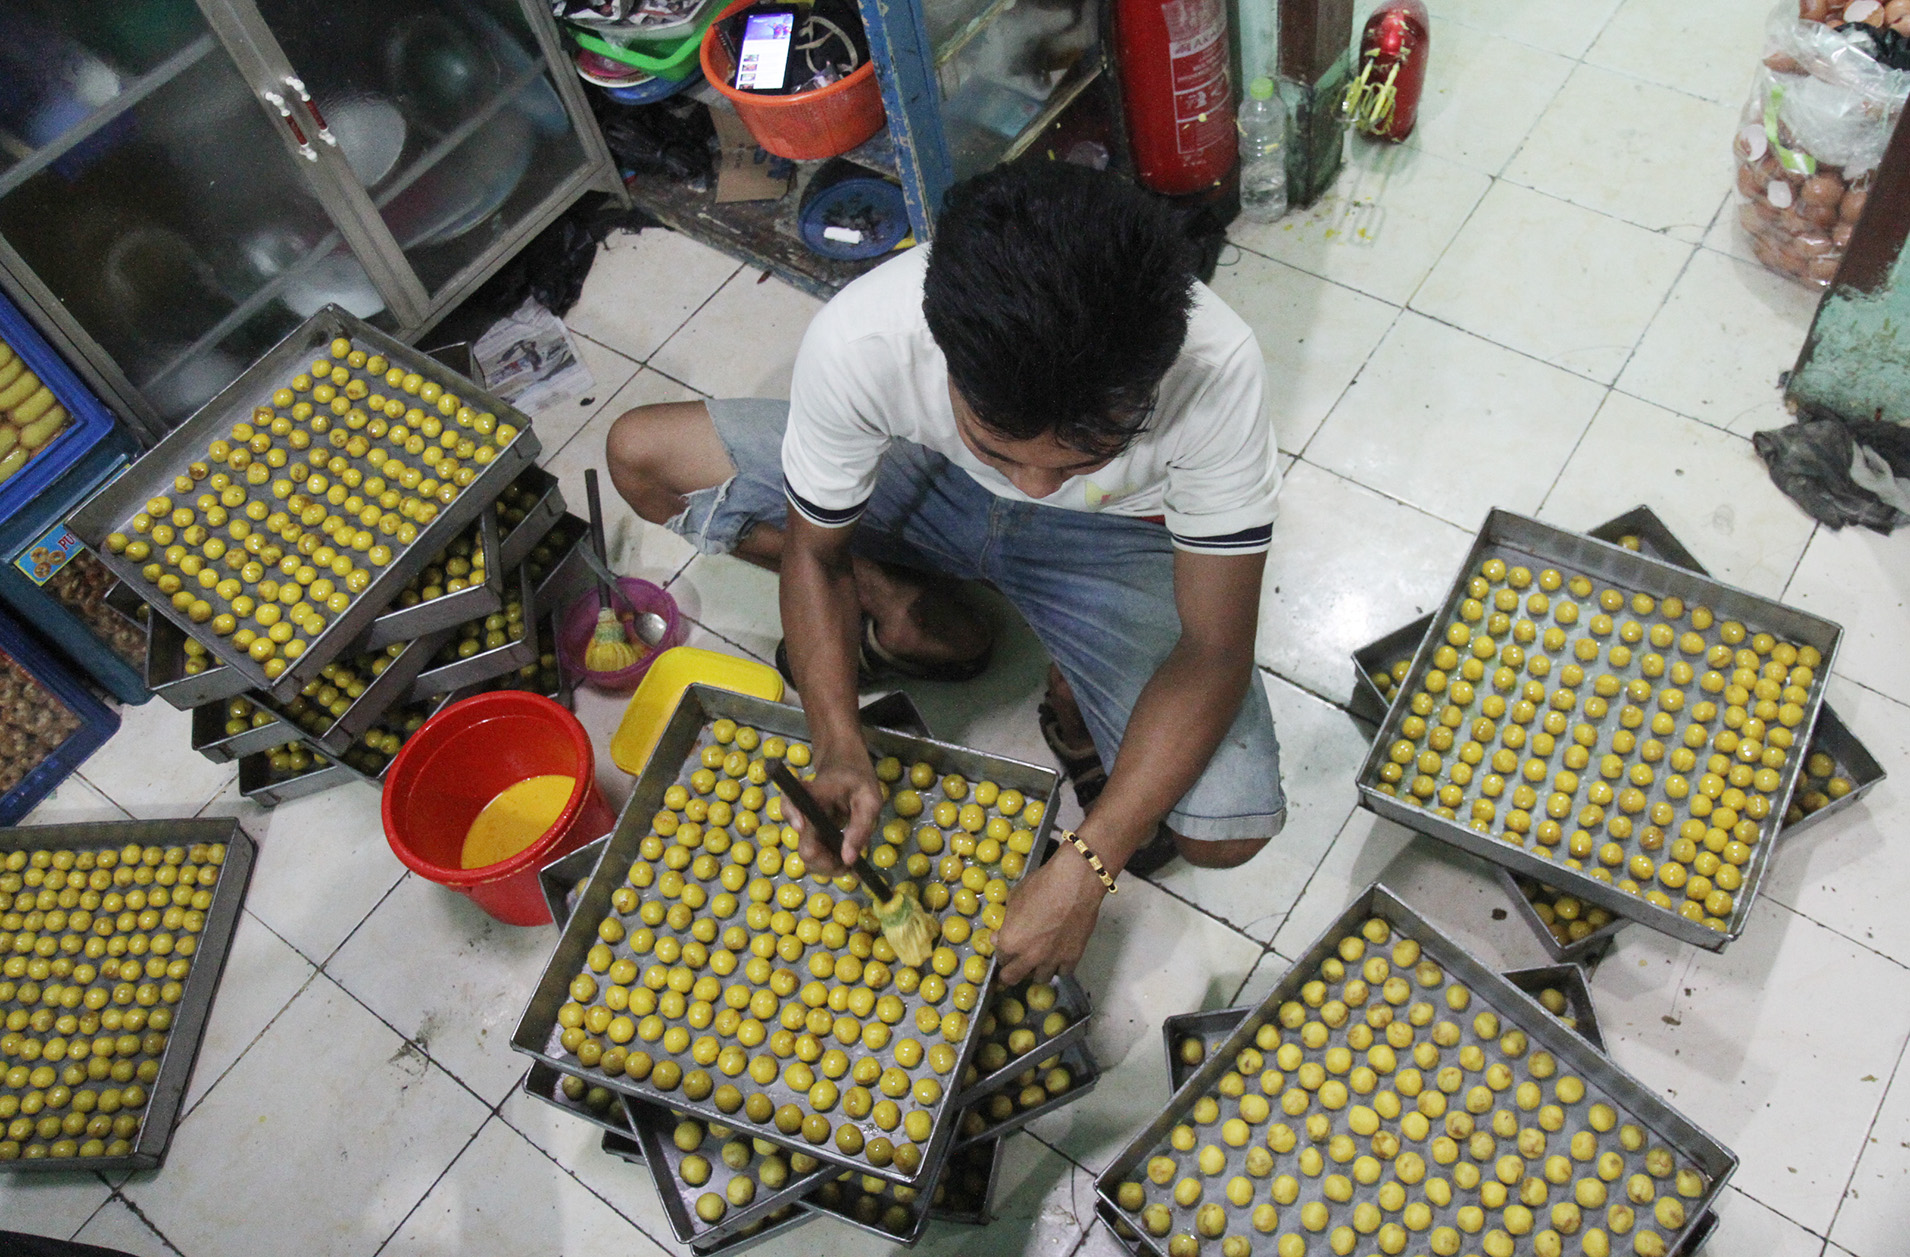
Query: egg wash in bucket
461 775 576 869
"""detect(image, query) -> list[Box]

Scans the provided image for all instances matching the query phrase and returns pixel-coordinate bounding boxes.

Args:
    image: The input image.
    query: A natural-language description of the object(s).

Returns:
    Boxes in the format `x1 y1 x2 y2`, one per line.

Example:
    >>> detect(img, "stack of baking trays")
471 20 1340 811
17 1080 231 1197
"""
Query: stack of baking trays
515 687 1103 1251
1347 508 1862 957
1098 885 1732 1257
0 818 255 1172
63 308 597 808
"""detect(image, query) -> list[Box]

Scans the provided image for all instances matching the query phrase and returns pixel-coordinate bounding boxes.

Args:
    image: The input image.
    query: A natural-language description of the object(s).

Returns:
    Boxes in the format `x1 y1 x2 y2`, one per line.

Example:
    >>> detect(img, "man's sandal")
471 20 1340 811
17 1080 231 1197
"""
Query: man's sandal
1036 699 1181 877
775 618 992 688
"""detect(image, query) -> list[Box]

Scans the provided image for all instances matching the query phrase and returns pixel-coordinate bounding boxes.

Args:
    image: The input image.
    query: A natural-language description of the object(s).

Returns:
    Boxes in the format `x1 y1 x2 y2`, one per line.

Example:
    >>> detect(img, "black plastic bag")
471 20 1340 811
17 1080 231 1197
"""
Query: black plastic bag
593 93 717 183
432 192 657 345
1752 412 1910 531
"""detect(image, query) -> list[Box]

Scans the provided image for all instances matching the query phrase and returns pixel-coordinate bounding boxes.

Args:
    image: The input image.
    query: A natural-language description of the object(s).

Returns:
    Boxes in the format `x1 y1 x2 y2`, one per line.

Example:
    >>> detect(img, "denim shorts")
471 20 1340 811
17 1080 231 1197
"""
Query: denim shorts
668 398 1287 842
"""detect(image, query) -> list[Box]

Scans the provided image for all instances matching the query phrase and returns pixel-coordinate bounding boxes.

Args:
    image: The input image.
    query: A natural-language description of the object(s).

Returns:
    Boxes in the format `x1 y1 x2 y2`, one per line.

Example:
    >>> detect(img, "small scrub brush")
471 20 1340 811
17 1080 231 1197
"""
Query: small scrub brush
769 761 937 967
582 468 645 674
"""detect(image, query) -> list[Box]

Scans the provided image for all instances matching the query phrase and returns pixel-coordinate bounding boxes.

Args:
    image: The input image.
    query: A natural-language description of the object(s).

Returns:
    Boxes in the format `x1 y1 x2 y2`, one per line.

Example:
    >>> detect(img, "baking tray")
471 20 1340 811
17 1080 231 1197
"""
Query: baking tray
0 818 254 1172
495 464 567 574
629 1098 836 1246
236 744 357 807
251 626 453 756
536 685 936 931
540 833 611 933
405 562 538 699
1585 508 1710 576
1354 508 1844 950
522 1061 641 1140
1157 991 1612 1090
188 696 290 765
529 517 592 616
1782 704 1887 839
329 687 468 785
954 974 1093 1105
602 1128 647 1164
143 612 248 710
685 1201 814 1255
1095 882 1737 1257
510 685 1061 1186
1351 507 1712 727
926 1135 1007 1223
954 1040 1100 1149
1501 965 1605 1052
1499 867 1632 965
1094 1191 1722 1257
355 509 503 651
66 306 541 703
804 1151 952 1245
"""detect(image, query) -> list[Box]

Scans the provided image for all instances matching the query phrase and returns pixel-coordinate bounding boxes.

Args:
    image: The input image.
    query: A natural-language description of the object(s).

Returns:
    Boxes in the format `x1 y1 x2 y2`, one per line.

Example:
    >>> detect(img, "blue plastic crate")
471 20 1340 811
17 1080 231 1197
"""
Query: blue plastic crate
0 287 121 525
0 604 120 824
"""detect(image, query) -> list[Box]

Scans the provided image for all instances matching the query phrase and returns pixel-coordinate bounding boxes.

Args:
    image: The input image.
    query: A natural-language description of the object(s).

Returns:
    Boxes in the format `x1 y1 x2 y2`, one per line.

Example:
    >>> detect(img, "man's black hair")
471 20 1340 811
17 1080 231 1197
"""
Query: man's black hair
922 163 1198 459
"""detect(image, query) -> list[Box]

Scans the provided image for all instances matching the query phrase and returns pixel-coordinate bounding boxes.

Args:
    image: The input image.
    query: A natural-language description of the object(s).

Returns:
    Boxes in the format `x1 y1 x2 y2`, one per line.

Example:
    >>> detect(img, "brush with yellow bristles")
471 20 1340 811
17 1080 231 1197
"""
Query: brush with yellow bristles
770 761 937 967
582 469 644 674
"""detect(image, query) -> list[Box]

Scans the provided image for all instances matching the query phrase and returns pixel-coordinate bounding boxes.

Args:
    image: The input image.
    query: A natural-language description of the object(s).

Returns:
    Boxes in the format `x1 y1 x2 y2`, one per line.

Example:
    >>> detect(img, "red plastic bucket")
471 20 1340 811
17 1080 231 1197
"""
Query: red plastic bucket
700 0 886 160
382 691 615 926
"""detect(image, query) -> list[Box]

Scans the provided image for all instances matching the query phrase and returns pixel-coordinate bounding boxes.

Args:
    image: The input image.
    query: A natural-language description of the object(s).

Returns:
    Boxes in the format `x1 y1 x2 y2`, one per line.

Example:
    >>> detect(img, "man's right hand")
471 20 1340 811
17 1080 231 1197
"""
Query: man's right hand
786 748 884 876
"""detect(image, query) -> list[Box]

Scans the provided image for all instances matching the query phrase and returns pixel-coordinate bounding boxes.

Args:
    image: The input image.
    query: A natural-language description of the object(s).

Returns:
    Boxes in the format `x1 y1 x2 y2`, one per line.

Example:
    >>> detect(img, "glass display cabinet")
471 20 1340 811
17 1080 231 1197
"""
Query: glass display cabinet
0 0 621 443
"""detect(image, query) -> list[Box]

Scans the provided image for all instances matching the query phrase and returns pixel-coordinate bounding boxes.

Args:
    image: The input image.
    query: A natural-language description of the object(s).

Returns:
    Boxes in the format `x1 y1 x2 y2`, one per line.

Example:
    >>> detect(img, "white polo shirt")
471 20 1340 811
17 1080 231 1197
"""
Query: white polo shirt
781 247 1280 555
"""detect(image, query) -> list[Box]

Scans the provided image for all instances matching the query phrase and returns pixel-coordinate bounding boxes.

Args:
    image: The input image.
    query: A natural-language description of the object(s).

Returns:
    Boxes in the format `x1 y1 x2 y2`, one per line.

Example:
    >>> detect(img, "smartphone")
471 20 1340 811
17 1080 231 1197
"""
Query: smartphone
733 6 798 92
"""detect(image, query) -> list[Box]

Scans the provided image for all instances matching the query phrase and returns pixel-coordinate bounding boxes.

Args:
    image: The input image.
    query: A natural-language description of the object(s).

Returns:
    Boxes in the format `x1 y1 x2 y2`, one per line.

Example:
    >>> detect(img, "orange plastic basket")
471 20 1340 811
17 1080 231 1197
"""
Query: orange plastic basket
700 0 886 160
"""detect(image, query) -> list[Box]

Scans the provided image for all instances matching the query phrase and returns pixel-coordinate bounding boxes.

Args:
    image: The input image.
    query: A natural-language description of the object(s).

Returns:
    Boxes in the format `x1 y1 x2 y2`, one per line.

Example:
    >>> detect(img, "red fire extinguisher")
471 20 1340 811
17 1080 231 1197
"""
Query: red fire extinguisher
1116 0 1236 196
1344 0 1430 142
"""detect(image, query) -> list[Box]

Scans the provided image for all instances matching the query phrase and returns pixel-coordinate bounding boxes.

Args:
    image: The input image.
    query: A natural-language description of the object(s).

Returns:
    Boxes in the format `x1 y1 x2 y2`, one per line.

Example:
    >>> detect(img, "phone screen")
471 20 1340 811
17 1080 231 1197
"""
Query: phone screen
735 11 796 91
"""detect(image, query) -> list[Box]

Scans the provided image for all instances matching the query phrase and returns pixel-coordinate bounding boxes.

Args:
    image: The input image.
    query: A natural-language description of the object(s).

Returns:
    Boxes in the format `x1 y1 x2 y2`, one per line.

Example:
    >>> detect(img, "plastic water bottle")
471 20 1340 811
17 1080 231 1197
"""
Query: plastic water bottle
1237 77 1288 222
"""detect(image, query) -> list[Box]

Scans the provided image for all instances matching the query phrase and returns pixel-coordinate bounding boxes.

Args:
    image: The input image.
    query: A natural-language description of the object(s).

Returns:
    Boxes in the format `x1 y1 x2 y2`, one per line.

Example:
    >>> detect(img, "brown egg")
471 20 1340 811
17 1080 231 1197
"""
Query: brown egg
1801 174 1844 207
1841 186 1869 222
1833 221 1856 247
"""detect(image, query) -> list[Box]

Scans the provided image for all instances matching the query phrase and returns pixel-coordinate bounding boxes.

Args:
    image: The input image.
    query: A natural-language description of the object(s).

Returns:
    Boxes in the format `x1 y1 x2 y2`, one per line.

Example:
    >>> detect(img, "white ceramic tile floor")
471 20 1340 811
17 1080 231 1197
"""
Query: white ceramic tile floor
1503 63 1738 240
26 2 1899 1250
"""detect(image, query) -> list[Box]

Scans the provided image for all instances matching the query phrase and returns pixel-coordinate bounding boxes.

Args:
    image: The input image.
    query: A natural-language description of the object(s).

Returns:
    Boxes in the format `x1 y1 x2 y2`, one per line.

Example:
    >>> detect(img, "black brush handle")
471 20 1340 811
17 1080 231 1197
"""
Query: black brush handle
584 468 612 606
768 761 894 902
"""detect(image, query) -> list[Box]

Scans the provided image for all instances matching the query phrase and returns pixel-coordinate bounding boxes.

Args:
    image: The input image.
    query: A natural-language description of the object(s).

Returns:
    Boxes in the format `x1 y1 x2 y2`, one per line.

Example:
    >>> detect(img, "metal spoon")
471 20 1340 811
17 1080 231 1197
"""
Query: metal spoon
634 611 669 647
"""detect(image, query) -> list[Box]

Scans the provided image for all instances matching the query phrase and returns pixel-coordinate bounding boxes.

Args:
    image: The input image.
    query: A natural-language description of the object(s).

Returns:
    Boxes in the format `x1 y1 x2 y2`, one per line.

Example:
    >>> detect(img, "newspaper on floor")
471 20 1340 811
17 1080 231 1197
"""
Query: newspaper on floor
474 299 596 416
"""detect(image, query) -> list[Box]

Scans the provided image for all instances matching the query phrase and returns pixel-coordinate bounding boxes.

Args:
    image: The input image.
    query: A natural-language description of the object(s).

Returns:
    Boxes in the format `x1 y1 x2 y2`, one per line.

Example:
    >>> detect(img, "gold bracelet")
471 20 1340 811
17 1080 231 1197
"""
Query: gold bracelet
1056 828 1117 894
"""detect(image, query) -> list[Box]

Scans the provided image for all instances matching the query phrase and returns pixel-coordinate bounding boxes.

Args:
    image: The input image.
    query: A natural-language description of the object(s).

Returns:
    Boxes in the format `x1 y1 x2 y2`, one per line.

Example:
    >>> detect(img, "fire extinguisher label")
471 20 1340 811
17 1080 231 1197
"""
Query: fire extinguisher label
1162 0 1231 157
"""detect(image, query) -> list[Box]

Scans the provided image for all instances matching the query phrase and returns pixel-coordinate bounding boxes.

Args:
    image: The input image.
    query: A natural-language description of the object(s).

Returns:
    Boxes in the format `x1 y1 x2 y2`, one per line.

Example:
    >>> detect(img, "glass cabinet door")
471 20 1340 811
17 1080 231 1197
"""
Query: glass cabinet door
249 0 594 299
924 0 1101 182
0 0 393 426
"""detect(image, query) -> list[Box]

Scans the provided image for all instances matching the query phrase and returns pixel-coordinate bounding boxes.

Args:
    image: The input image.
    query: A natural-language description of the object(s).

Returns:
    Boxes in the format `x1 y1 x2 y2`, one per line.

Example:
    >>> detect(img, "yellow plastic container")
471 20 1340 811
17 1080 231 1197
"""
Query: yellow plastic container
609 646 784 776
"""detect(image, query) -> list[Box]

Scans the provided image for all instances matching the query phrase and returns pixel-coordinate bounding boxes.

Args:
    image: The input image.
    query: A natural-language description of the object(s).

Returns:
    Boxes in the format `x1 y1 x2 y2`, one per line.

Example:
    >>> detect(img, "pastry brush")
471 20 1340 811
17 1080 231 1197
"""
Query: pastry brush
768 760 935 967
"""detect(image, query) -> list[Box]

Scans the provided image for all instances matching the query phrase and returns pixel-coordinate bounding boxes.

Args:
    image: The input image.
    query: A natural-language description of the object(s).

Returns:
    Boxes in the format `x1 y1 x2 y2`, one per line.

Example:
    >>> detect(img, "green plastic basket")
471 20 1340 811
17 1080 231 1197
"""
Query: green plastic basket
568 12 718 81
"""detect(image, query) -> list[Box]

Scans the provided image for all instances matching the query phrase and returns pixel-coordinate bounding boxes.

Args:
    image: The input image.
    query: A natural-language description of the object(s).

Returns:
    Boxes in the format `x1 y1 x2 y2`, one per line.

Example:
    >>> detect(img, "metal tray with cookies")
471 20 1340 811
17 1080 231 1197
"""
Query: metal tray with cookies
954 974 1093 1105
0 819 255 1173
405 562 539 699
1097 883 1736 1257
1780 704 1886 839
522 1060 641 1140
953 1040 1100 1149
511 686 1061 1187
354 509 503 651
188 695 290 765
1352 508 1712 730
1501 966 1605 1053
143 612 248 710
236 743 358 806
1354 509 1843 951
494 465 567 573
67 306 540 702
249 626 454 757
1498 868 1632 966
628 1097 836 1246
925 1135 1008 1223
1165 961 1608 1093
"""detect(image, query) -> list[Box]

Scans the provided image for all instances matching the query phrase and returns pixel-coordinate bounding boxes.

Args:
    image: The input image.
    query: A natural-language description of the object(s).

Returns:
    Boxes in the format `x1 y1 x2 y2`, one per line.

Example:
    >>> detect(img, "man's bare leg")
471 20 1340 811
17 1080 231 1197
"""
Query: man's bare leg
606 401 990 667
1045 665 1269 870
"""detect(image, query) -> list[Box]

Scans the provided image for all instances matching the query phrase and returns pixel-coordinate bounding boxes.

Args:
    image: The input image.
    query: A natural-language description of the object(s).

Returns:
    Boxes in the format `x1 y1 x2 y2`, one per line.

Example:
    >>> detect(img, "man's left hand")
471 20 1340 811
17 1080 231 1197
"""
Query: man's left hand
994 850 1109 985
